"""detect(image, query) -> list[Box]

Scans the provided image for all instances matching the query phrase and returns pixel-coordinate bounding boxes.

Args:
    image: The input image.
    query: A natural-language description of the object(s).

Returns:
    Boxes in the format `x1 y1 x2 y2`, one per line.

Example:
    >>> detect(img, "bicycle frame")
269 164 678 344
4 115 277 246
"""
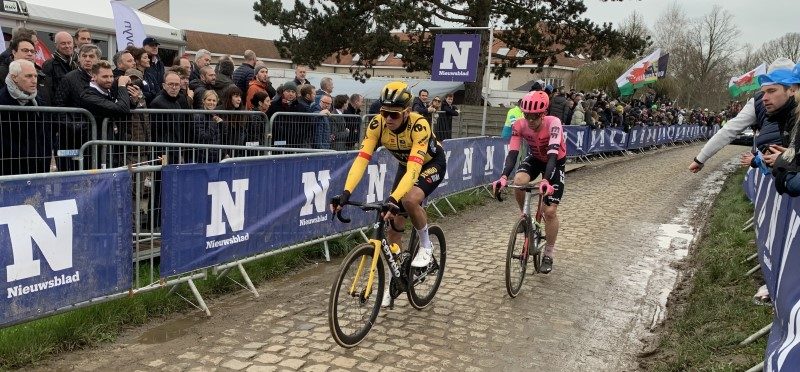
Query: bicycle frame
508 183 547 257
347 211 404 301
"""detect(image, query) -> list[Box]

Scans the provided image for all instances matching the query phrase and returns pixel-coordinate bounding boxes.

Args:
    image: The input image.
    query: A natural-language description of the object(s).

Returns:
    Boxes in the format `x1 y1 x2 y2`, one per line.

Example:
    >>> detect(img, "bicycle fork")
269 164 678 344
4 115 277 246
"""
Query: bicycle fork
348 239 401 301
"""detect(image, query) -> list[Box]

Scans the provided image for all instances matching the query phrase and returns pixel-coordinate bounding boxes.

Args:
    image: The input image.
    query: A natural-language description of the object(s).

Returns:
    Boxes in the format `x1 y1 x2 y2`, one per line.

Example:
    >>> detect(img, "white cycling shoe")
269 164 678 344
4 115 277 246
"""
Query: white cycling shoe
411 246 433 268
382 285 391 307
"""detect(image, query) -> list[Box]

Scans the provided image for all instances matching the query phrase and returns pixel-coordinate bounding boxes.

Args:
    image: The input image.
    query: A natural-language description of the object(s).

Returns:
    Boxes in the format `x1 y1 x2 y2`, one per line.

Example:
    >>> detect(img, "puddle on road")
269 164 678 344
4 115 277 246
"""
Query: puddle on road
647 159 738 330
137 316 207 344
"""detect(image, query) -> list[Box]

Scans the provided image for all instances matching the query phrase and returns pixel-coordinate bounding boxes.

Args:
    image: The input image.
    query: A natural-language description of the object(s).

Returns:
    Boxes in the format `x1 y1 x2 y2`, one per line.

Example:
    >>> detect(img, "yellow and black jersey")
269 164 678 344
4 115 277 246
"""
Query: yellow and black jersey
344 112 444 201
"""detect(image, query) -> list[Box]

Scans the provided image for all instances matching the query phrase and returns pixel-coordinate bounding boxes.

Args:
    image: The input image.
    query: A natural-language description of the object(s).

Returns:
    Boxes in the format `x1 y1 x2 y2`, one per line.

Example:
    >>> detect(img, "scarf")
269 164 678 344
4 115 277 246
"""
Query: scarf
54 51 78 70
4 74 38 106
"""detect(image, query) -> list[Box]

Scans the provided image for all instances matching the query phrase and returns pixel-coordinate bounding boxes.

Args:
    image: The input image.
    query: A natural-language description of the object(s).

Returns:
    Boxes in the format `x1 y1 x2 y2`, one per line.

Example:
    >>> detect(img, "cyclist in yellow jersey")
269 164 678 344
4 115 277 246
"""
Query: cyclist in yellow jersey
331 82 446 292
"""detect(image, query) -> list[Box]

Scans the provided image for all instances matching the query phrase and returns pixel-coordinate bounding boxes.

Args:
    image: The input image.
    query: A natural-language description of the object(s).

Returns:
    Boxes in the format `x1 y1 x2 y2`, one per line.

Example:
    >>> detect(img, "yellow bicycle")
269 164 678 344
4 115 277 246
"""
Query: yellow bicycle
327 199 446 348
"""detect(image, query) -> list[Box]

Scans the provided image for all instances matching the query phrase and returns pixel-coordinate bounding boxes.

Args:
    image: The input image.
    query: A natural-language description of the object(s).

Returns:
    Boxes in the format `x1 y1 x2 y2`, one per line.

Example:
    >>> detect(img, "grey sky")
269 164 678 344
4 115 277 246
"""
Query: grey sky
169 0 798 50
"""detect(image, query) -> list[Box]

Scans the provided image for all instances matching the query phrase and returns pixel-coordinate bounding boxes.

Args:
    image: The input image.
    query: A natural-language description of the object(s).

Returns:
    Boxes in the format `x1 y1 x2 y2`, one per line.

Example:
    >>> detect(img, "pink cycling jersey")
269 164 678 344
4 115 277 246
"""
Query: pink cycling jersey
508 115 567 162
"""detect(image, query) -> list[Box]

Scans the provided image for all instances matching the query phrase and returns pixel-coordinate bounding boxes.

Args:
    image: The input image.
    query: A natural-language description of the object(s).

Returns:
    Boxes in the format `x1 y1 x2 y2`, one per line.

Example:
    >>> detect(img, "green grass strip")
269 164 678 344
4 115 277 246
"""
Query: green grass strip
643 169 773 371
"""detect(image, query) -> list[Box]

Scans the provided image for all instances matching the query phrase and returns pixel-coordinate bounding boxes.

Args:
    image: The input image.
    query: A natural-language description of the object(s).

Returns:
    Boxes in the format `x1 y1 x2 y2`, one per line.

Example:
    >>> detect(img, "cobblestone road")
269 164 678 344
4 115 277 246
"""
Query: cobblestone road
40 143 744 372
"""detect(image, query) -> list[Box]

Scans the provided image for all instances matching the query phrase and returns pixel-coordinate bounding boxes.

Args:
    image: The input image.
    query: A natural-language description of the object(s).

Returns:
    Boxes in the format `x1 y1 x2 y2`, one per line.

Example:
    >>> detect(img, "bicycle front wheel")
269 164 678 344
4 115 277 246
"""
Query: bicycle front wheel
406 224 446 310
505 219 528 297
328 243 385 348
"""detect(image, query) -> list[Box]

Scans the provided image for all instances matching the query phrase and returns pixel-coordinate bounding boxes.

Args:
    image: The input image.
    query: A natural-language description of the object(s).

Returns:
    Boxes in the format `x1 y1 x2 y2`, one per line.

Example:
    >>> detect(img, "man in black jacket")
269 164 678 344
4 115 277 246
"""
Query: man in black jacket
293 65 310 86
54 44 100 108
150 71 186 146
80 60 142 168
142 37 165 104
42 31 77 102
111 50 134 78
0 59 54 175
80 60 139 141
232 49 257 94
548 89 568 123
344 94 363 115
189 66 216 109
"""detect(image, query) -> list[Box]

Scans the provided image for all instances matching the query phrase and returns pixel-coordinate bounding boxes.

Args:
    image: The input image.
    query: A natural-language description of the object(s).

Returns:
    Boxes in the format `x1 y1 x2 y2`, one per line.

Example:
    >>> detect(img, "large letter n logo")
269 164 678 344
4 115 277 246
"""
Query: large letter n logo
0 200 78 282
439 41 473 70
206 179 249 238
300 170 330 216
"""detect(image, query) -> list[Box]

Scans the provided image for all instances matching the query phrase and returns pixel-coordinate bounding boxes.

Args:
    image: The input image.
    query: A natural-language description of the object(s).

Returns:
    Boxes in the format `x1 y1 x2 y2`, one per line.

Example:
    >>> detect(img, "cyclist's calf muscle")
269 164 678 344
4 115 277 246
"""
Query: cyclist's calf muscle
386 186 427 246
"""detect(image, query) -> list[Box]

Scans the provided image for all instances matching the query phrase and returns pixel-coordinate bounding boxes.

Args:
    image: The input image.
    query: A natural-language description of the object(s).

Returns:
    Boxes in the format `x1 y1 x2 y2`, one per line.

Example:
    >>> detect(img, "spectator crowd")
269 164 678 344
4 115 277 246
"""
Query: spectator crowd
0 27 376 176
1 25 757 178
523 80 742 132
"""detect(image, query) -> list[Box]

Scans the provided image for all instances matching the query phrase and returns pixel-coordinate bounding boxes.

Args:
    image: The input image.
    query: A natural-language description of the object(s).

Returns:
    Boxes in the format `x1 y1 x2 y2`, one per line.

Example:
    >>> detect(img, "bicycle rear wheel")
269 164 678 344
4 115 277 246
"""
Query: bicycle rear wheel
505 219 528 297
406 224 446 310
328 244 384 348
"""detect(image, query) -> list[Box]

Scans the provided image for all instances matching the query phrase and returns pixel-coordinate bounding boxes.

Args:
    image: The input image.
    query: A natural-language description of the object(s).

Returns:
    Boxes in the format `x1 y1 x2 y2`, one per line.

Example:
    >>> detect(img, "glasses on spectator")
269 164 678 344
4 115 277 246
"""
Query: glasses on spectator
19 48 35 54
164 82 181 88
380 110 403 120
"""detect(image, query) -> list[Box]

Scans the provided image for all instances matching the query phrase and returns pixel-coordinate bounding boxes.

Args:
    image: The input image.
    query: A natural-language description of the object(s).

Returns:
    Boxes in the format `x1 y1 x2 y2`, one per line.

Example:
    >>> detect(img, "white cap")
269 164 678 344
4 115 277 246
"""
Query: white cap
768 57 795 73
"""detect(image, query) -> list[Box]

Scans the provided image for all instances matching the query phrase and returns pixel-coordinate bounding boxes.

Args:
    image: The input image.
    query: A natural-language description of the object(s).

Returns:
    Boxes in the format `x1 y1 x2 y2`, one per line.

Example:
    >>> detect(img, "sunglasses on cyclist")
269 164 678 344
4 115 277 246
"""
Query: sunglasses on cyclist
525 112 544 120
380 110 403 120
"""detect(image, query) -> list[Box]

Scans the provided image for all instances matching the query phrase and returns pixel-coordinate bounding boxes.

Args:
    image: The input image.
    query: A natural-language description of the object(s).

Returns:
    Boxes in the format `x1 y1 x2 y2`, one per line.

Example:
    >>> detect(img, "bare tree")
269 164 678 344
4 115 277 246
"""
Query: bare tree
680 5 741 108
652 1 689 54
756 33 800 64
735 43 762 72
618 10 652 45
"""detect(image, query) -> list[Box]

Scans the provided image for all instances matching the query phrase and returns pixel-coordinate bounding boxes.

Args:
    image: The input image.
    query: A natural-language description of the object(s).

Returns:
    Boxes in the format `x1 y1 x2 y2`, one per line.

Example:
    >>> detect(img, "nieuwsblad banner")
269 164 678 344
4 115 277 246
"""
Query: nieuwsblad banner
0 171 132 327
160 137 507 275
742 169 800 371
431 34 481 82
565 124 718 154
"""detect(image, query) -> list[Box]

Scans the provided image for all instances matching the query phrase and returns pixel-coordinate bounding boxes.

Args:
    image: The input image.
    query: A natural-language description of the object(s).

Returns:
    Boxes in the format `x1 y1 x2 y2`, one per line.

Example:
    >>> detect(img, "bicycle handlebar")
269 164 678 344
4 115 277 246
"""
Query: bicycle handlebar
493 181 542 202
333 199 392 224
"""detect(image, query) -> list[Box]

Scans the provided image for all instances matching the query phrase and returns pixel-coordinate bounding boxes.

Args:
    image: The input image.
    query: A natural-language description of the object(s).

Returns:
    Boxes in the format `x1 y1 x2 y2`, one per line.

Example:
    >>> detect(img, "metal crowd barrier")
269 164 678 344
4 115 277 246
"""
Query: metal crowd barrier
0 105 96 175
96 109 270 169
269 112 362 150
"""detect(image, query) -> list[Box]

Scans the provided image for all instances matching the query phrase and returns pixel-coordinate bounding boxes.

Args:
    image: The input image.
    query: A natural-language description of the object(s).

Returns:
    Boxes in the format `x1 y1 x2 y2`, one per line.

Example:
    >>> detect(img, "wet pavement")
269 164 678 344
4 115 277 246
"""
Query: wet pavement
38 143 745 372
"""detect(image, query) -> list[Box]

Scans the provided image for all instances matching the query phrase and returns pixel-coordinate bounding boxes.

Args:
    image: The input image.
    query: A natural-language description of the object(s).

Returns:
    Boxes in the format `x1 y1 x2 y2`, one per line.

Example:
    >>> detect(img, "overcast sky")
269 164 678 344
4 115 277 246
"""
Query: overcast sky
169 0 799 50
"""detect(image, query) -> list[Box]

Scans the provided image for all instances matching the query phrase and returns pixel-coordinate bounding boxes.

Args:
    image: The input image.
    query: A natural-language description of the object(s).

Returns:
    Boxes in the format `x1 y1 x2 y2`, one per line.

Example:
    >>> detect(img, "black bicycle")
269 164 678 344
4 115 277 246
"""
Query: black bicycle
328 199 446 348
495 182 547 298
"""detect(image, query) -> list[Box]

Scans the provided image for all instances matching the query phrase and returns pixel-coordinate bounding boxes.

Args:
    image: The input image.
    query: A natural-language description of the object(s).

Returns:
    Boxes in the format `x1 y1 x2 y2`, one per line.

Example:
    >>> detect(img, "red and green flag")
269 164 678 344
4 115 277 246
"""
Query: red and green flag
728 63 766 98
616 49 670 96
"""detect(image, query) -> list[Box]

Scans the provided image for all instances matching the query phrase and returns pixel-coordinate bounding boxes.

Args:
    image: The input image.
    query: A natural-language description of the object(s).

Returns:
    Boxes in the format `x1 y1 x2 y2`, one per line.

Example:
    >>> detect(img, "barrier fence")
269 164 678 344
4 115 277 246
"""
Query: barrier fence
269 112 362 150
0 104 722 328
0 106 97 175
743 170 800 371
562 124 720 160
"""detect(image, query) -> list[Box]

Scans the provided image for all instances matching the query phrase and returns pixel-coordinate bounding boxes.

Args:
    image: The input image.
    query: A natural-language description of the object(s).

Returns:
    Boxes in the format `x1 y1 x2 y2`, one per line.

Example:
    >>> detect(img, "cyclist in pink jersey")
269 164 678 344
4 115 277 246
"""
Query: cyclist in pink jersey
492 90 567 274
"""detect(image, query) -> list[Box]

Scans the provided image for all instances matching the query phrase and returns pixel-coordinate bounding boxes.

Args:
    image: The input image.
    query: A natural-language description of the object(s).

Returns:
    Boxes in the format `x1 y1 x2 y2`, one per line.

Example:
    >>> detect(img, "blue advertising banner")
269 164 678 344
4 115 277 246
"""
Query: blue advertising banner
748 175 800 371
586 129 603 154
743 168 757 202
563 126 589 156
161 137 508 275
605 128 628 151
627 125 645 149
161 152 386 275
744 167 800 371
0 171 132 327
430 137 506 199
431 34 481 82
